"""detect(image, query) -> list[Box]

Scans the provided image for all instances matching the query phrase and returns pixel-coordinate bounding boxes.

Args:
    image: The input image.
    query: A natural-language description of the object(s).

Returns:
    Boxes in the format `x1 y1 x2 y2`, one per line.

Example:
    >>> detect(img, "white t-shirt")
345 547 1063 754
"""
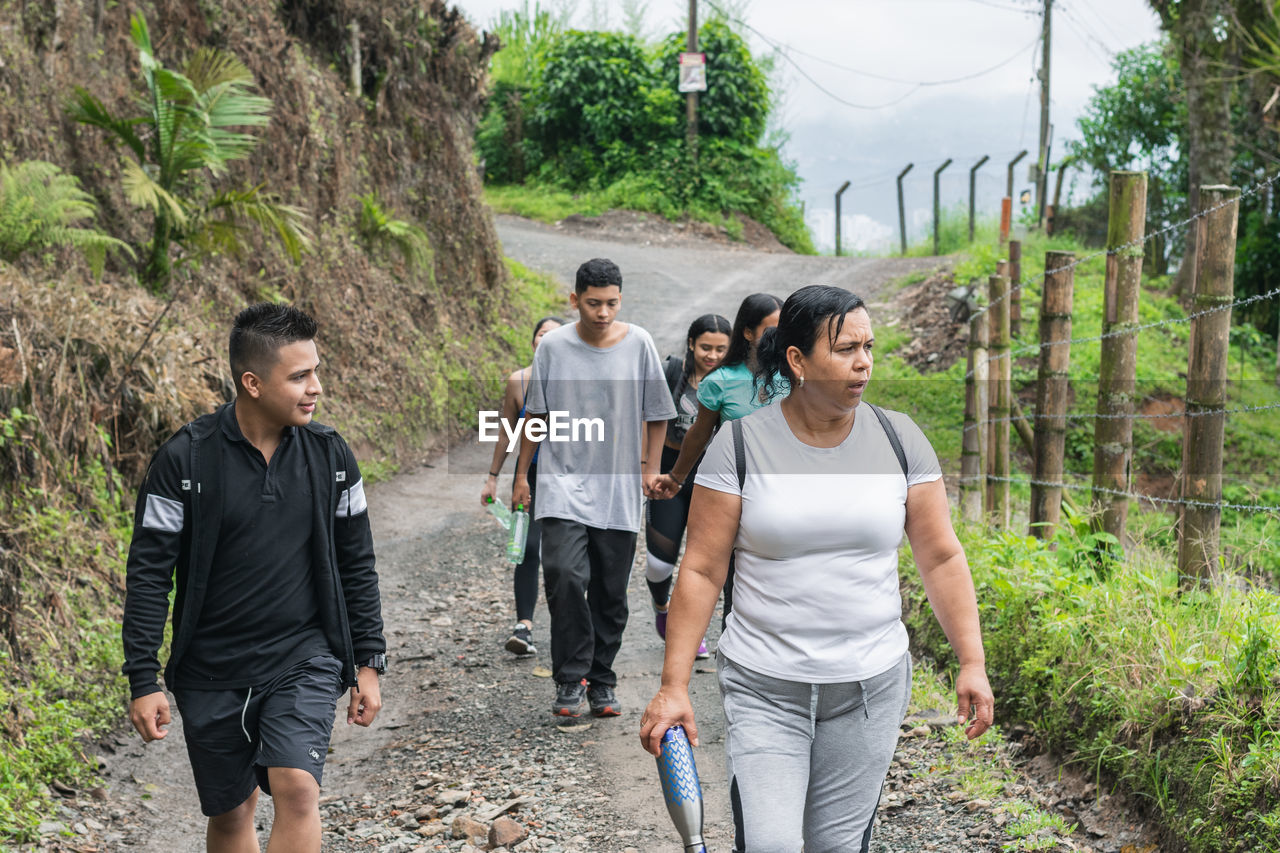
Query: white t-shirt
695 401 942 683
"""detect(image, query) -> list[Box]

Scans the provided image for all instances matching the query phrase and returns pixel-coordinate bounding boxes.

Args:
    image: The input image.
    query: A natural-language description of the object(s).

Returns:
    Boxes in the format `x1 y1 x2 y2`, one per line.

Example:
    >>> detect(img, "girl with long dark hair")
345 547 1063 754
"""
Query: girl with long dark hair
647 314 731 656
480 315 566 657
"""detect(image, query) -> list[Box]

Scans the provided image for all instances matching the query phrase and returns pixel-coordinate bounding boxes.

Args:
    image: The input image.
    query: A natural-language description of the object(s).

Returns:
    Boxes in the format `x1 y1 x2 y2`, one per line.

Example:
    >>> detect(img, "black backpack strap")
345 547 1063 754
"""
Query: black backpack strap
732 418 746 493
867 403 909 480
663 354 685 397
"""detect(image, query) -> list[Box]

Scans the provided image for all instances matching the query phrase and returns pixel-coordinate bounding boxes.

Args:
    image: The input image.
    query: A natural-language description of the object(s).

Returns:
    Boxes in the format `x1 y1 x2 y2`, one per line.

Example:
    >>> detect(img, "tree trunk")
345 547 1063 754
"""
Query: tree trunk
1169 0 1236 299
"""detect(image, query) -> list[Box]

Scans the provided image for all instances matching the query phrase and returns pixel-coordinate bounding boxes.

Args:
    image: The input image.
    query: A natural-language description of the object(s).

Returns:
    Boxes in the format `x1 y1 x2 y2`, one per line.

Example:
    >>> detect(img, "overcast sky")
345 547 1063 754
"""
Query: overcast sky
452 0 1164 251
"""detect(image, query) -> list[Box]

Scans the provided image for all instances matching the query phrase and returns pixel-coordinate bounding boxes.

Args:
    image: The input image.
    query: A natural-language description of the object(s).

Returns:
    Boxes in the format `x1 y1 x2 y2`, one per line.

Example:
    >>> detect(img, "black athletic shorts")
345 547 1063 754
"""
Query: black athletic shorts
172 653 344 817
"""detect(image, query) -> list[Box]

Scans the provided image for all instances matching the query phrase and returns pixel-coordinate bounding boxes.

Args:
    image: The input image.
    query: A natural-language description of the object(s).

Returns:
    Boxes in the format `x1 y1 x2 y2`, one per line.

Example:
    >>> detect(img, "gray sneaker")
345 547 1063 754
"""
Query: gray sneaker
552 679 587 718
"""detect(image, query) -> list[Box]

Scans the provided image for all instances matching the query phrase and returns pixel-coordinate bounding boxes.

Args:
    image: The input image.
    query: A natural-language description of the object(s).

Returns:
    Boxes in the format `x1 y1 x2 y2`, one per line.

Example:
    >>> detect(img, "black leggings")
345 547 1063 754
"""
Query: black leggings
644 446 735 625
514 462 542 622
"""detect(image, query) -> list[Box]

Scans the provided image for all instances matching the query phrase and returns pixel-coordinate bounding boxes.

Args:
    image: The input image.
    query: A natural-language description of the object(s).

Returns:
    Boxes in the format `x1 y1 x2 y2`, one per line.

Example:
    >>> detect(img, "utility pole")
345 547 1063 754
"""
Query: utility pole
1036 0 1052 219
686 0 698 146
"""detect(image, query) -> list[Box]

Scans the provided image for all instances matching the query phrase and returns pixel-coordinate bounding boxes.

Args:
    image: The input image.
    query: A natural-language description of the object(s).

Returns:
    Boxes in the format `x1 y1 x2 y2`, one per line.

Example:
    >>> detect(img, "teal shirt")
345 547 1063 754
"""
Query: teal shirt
697 363 788 422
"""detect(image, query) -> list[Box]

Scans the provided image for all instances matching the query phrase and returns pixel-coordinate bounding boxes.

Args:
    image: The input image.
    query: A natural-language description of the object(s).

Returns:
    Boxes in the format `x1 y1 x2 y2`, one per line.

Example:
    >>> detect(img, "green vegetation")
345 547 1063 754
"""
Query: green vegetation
904 205 1001 258
355 193 433 274
69 13 310 290
0 411 131 841
475 8 813 253
904 517 1280 852
0 161 132 275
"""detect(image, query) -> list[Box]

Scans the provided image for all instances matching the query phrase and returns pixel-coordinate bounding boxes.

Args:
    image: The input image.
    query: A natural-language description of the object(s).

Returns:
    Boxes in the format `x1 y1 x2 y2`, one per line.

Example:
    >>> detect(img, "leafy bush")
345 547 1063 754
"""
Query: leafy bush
476 15 813 253
0 161 131 275
903 518 1280 852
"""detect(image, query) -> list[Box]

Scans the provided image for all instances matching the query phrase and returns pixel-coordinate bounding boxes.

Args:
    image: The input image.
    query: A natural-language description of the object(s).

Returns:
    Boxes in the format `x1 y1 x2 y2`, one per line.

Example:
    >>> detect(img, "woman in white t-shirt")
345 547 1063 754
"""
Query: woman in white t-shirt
640 285 994 853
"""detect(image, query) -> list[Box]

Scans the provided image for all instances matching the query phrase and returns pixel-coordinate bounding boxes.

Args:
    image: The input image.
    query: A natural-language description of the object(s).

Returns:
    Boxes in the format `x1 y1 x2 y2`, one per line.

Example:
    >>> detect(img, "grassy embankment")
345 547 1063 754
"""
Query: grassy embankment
877 220 1280 851
483 183 815 253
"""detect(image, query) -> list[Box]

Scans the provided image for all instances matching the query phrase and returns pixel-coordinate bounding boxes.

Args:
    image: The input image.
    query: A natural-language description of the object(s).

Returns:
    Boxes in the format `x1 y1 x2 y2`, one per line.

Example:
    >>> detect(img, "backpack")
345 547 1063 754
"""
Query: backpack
730 403 909 491
663 354 685 399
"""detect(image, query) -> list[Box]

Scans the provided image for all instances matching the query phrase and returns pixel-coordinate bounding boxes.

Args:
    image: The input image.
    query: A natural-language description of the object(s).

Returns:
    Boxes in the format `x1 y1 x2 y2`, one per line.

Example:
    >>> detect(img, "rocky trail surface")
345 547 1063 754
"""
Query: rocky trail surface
24 214 1163 852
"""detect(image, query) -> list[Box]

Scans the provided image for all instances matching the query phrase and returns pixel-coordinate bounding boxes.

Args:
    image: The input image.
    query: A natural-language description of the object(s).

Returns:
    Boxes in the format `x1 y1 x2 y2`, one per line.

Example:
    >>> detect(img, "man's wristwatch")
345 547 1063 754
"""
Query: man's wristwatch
360 653 387 675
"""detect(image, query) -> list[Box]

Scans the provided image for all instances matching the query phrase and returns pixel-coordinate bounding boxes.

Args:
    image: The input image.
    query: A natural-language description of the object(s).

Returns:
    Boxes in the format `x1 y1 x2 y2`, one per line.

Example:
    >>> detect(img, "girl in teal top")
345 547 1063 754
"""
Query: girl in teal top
654 293 784 497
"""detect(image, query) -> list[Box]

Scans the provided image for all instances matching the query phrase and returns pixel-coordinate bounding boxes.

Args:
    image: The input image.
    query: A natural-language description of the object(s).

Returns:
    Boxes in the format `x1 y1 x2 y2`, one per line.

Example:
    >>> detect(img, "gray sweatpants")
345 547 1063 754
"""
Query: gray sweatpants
717 651 912 853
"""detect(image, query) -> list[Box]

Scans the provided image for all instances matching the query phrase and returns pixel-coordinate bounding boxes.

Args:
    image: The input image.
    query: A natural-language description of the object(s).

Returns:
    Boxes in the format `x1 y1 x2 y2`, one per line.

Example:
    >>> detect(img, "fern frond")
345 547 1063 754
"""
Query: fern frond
0 160 133 275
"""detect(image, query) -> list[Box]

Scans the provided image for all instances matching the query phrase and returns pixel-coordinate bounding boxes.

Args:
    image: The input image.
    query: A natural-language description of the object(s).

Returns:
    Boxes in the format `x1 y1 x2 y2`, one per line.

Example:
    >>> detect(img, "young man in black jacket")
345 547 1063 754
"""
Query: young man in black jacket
121 303 386 852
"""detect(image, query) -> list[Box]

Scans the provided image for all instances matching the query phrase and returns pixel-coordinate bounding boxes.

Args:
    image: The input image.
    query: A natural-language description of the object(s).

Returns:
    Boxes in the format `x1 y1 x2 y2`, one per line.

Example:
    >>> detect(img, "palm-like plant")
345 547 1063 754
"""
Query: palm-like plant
356 192 433 273
0 160 133 275
69 13 310 291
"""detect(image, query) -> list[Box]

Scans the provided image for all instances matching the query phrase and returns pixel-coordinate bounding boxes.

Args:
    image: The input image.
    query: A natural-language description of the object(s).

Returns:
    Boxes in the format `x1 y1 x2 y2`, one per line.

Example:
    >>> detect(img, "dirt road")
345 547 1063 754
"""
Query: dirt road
35 218 1161 852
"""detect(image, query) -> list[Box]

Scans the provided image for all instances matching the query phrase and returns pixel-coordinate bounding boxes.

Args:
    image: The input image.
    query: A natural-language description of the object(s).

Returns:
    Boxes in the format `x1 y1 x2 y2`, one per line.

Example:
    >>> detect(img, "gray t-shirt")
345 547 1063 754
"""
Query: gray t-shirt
695 401 942 682
525 323 676 532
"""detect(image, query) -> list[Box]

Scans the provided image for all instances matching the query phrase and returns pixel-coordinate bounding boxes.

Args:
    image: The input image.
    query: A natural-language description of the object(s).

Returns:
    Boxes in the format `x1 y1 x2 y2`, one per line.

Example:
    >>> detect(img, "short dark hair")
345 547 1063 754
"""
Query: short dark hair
575 258 623 293
754 285 867 401
723 292 783 368
229 303 318 392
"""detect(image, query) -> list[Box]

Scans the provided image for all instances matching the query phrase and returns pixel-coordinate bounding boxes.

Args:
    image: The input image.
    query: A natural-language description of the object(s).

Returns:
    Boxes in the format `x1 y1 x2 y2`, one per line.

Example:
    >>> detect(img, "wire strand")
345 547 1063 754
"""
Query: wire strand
955 475 1280 513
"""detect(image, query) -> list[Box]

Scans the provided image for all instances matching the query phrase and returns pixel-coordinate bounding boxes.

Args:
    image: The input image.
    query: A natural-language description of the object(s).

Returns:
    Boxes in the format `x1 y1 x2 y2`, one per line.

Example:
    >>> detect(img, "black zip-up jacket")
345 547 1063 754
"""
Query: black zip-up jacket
121 403 384 699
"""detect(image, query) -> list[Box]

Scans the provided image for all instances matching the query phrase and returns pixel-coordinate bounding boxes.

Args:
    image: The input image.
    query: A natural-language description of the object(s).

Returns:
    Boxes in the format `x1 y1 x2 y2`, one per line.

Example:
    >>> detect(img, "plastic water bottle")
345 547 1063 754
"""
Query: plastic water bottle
655 726 707 853
506 504 529 564
486 496 511 530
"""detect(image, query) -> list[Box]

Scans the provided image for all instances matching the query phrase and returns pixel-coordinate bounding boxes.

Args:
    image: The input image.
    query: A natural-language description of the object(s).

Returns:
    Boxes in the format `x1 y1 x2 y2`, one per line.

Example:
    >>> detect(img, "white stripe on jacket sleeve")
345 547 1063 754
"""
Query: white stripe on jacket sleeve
142 493 184 533
336 478 368 517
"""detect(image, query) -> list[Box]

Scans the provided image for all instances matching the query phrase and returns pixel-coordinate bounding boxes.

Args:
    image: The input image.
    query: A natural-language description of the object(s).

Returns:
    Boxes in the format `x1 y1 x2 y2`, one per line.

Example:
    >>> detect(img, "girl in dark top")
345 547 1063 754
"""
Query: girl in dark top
647 314 731 658
481 315 566 656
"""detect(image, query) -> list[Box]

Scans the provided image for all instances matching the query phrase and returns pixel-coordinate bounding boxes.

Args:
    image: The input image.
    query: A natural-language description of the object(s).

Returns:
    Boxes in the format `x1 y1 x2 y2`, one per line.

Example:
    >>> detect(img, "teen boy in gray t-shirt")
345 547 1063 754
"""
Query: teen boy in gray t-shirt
513 258 675 719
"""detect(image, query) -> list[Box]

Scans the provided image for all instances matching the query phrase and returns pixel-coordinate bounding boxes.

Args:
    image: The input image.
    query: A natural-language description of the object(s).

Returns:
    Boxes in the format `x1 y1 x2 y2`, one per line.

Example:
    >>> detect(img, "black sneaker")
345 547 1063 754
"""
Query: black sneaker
552 679 587 718
587 684 622 717
505 623 536 656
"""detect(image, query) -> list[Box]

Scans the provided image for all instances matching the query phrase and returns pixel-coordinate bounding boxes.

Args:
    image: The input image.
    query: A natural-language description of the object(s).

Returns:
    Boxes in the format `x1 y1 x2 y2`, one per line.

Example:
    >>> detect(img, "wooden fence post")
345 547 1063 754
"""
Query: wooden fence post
1091 171 1147 550
1009 240 1023 339
1030 251 1075 538
962 311 989 522
1179 185 1240 583
987 273 1012 528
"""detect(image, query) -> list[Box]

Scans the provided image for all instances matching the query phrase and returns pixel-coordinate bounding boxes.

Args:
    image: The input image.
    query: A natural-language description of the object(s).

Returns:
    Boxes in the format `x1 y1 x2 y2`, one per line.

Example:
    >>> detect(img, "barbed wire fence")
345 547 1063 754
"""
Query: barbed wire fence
951 170 1280 583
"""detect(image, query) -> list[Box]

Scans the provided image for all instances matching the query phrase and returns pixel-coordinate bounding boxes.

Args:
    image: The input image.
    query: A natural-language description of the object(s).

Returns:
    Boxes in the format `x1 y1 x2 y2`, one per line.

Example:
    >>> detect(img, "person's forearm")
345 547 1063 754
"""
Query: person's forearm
486 432 510 479
660 567 722 689
514 413 545 481
669 413 717 483
643 420 665 479
918 552 985 667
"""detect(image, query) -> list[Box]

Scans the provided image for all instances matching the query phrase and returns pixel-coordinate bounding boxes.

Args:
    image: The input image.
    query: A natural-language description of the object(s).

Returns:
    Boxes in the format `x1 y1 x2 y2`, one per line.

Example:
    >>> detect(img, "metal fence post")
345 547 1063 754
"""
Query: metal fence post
969 155 990 244
1002 150 1028 244
1179 185 1241 583
1009 240 1022 339
834 181 851 257
934 159 953 256
897 164 914 255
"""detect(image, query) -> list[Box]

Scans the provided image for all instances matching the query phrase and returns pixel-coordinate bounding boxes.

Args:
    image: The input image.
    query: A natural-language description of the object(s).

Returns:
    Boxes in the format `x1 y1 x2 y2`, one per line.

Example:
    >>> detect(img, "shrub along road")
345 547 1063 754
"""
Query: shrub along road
28 219 1160 851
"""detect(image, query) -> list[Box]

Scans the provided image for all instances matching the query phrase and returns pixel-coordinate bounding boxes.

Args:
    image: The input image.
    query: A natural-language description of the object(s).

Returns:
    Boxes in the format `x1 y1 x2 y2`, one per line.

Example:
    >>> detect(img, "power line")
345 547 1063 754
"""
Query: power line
701 0 1041 109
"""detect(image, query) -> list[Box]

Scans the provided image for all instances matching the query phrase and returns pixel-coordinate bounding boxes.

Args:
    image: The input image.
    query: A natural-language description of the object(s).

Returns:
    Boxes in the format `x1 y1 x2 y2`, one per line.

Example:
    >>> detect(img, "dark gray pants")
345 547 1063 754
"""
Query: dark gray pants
540 517 638 687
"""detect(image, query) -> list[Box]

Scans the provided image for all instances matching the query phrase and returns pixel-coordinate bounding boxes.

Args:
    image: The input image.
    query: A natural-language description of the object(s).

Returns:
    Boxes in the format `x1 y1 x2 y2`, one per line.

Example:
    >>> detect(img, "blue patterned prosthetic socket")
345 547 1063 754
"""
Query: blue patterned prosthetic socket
656 726 707 852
